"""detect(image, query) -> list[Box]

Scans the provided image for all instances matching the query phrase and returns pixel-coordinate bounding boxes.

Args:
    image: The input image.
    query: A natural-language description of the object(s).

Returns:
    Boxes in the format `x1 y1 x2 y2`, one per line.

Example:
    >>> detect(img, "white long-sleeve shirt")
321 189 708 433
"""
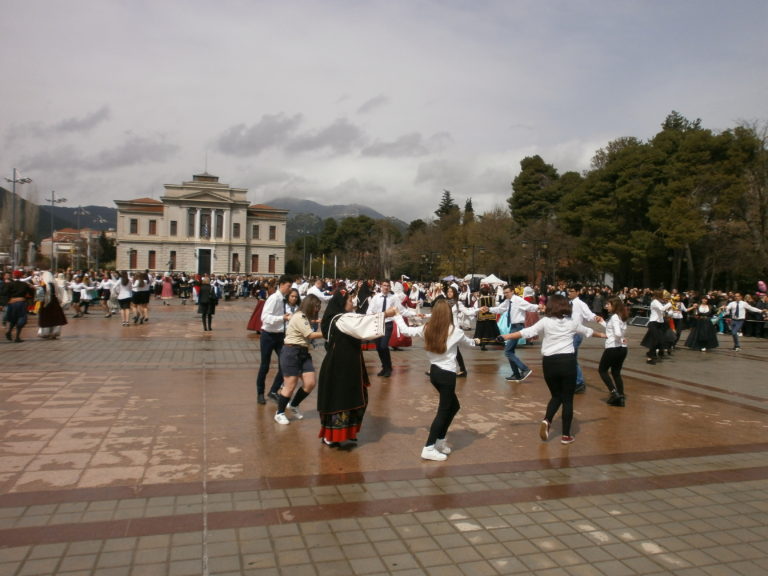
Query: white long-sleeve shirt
519 317 594 356
394 315 477 373
570 296 599 325
490 295 539 324
725 299 762 320
260 289 290 333
604 314 628 348
367 292 414 324
648 299 671 323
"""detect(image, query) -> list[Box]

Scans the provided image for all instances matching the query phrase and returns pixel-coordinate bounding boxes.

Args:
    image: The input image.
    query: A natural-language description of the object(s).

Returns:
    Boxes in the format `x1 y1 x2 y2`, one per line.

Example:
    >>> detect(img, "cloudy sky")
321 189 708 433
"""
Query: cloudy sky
1 0 765 223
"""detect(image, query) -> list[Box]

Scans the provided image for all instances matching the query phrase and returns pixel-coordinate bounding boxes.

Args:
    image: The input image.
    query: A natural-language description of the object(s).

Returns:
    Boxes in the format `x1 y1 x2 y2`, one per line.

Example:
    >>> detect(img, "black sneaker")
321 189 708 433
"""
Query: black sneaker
268 392 280 403
505 375 520 382
574 384 586 394
519 369 533 382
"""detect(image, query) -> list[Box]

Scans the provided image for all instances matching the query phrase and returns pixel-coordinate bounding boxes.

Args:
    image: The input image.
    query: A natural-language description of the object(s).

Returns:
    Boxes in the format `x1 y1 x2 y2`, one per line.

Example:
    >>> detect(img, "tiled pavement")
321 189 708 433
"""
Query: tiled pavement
1 298 767 575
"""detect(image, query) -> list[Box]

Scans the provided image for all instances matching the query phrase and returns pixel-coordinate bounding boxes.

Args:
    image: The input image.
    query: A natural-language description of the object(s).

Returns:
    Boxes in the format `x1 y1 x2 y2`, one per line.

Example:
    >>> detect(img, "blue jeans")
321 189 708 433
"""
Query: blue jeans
504 323 528 378
256 331 285 395
731 319 744 348
573 332 584 386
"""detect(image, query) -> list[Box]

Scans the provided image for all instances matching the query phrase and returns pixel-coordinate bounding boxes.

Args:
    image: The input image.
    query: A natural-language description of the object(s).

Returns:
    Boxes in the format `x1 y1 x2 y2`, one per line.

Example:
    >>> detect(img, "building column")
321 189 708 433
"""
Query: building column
195 209 201 240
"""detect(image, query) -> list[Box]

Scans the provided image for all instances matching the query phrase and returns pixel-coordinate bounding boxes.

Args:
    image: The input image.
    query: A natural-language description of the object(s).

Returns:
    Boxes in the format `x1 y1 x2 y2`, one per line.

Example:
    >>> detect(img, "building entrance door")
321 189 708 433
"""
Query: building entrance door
198 249 211 276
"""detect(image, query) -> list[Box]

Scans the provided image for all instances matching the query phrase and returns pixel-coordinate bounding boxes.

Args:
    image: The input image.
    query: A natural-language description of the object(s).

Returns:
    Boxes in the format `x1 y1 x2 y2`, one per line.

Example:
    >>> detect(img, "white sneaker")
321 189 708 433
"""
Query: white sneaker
274 413 290 425
288 405 303 420
435 439 451 454
421 445 447 461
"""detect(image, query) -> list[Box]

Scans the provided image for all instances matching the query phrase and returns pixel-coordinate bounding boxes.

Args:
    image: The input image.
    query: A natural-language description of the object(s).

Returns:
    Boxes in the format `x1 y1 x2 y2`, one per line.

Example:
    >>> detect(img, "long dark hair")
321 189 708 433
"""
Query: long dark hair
321 290 351 338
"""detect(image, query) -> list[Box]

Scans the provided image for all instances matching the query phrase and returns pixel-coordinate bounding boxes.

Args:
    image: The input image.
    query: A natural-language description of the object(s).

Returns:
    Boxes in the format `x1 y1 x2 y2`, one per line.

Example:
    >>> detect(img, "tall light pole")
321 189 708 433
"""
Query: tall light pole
521 239 548 286
49 191 67 270
4 169 33 270
462 244 485 280
74 206 90 271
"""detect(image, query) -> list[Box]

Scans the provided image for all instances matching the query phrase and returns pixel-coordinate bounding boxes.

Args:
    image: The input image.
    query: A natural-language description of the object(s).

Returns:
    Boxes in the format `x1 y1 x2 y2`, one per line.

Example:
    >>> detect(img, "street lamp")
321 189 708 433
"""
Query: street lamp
421 252 439 279
521 239 548 285
4 169 33 270
462 245 485 279
48 191 67 270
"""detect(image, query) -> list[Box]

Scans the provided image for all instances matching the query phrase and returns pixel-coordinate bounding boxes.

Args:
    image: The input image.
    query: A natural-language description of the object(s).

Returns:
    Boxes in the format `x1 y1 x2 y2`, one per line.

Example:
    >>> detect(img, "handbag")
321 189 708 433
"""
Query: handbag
332 312 386 341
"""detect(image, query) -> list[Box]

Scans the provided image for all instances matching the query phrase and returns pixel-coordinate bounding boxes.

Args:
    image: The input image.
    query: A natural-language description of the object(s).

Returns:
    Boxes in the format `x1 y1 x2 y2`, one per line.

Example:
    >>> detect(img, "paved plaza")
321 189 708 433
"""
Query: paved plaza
1 297 767 575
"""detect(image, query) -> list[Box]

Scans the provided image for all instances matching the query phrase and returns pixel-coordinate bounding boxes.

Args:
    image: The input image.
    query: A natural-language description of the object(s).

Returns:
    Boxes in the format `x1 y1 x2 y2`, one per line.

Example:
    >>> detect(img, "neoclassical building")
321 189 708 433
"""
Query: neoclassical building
115 173 287 276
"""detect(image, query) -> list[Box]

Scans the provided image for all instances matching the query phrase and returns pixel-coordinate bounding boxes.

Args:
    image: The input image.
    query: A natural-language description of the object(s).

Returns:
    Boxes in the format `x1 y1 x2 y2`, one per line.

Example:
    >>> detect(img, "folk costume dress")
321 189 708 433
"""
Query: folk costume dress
473 291 500 349
317 295 387 444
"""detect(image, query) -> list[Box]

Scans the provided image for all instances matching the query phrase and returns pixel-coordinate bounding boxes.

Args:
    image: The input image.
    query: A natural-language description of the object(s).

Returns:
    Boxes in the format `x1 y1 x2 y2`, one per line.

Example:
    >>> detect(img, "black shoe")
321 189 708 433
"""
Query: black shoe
14 338 23 343
257 394 266 405
268 392 280 403
5 331 11 341
381 370 392 377
574 384 586 394
391 347 402 351
377 369 385 376
457 371 467 378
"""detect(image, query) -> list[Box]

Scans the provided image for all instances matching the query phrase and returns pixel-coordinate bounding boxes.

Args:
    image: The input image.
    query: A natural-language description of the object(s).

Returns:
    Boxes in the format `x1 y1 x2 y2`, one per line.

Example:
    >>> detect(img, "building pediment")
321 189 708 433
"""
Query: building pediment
163 190 243 205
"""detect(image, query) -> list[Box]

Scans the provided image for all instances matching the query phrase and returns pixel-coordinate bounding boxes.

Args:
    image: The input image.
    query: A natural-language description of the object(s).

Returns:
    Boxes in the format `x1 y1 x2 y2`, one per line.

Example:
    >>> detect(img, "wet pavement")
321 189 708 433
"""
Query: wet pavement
1 297 767 575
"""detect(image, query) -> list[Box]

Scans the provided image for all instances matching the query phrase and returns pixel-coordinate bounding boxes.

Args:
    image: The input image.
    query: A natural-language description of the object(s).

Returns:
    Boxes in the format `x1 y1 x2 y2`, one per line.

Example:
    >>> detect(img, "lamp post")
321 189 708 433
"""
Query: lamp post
462 245 485 279
4 169 33 270
74 206 90 271
48 191 67 271
521 239 548 286
421 252 439 279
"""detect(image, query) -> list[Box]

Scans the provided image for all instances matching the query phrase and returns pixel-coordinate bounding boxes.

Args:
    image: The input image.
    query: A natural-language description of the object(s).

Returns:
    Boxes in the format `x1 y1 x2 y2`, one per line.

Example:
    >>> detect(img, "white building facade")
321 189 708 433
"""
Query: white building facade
115 173 287 276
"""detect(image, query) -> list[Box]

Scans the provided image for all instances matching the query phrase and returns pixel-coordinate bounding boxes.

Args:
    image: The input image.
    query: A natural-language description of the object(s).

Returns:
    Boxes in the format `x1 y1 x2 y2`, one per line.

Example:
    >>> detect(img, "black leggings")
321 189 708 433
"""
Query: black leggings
426 365 460 446
598 347 627 395
542 353 577 436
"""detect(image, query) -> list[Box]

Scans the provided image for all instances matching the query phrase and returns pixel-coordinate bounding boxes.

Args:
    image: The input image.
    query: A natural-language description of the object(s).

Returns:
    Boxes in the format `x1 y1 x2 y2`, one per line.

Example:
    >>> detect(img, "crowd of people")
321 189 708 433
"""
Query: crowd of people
248 274 768 461
3 267 766 460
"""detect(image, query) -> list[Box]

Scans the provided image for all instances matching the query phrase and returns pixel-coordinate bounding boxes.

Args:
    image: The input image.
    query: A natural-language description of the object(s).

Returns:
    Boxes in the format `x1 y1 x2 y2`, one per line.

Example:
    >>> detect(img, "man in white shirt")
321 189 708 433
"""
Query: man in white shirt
256 274 293 405
567 285 604 393
366 280 412 377
306 278 332 302
485 285 540 381
725 293 765 351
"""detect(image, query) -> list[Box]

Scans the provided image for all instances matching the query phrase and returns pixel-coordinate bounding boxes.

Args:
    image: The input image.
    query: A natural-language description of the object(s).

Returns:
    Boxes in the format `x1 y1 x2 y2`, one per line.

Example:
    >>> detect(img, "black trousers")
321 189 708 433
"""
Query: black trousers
426 365 460 446
598 347 627 395
542 353 577 437
376 322 394 371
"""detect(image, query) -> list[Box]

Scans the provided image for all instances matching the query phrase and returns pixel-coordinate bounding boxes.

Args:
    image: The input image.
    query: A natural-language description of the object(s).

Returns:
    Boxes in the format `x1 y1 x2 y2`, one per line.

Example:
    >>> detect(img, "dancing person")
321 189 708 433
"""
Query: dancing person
160 273 174 305
37 271 68 339
317 290 395 446
132 272 151 324
273 294 324 424
366 279 415 377
684 297 720 352
115 271 134 326
724 293 766 351
197 277 218 331
485 284 541 381
445 285 477 376
499 294 606 445
567 285 604 391
640 290 671 364
4 271 32 342
473 283 500 350
256 274 293 405
394 299 481 461
598 297 629 407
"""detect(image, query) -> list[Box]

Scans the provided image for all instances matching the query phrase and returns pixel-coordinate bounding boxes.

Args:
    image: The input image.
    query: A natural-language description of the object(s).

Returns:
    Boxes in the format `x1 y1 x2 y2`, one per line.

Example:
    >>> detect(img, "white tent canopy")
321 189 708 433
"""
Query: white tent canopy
481 273 505 286
462 273 486 281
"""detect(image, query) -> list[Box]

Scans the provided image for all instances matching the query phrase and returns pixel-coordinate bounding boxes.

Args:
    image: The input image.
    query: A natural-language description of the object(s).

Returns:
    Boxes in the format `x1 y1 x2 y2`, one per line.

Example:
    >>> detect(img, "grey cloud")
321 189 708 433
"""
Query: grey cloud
83 135 179 170
21 135 178 172
362 131 452 157
286 118 367 155
6 106 111 142
357 95 389 114
217 113 303 156
55 106 112 133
